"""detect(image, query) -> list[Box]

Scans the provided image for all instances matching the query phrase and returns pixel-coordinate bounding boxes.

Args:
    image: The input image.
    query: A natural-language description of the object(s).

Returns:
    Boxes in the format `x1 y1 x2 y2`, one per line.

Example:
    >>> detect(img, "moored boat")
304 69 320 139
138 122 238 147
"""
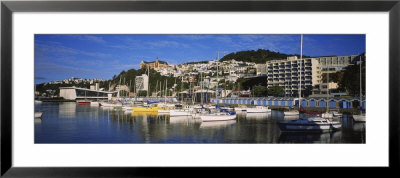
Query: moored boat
234 106 247 112
34 111 43 118
76 100 91 105
284 110 299 116
90 101 100 106
332 111 342 117
131 104 160 112
321 112 334 119
169 109 192 116
99 102 122 107
246 106 271 113
279 117 342 132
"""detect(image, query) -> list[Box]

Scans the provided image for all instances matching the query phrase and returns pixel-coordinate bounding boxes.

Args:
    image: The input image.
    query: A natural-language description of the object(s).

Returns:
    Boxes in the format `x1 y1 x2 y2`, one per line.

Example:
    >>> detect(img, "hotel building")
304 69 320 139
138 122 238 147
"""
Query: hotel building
258 55 360 97
265 56 323 97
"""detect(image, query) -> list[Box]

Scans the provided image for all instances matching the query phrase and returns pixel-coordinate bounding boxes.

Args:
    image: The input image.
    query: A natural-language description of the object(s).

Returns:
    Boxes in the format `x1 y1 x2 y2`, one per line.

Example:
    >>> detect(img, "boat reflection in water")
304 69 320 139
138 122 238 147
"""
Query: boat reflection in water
35 103 365 143
34 117 42 124
278 130 342 143
245 113 270 120
169 116 201 125
130 111 158 117
200 120 236 129
58 102 77 118
353 122 366 132
283 115 299 121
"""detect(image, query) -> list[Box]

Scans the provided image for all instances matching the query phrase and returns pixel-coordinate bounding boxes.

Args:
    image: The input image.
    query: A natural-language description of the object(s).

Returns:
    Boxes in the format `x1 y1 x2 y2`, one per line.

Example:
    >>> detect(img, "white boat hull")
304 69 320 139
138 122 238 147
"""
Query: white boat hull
234 107 247 112
246 106 271 113
321 112 334 119
158 110 171 114
100 102 122 107
246 109 271 113
34 112 43 118
200 114 236 122
284 111 299 116
353 115 366 122
332 112 342 117
170 110 191 116
279 117 342 131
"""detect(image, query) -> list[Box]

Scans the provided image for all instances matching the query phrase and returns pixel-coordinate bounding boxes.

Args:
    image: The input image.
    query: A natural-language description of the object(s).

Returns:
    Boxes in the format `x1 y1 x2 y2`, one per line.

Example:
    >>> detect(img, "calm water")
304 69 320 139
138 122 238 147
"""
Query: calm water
35 102 366 143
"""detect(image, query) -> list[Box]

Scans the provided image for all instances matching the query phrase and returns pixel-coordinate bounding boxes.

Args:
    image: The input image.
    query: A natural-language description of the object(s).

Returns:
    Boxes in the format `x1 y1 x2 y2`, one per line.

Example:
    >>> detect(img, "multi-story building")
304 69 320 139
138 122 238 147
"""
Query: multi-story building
256 64 268 76
266 56 323 97
257 55 360 97
313 55 358 73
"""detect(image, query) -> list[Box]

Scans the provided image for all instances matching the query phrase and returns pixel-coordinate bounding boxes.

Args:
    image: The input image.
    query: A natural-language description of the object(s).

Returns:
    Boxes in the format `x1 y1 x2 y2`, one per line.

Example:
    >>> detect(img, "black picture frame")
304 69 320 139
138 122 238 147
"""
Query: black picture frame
1 0 399 177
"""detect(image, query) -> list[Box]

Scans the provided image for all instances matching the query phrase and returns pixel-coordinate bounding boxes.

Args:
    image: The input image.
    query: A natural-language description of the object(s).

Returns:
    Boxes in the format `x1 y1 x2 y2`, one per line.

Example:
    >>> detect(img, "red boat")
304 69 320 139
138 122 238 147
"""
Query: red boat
77 100 91 105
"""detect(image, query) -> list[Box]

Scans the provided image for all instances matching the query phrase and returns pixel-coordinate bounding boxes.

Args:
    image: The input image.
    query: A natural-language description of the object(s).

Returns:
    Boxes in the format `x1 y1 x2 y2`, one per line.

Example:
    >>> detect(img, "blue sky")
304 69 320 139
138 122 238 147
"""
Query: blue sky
35 34 365 84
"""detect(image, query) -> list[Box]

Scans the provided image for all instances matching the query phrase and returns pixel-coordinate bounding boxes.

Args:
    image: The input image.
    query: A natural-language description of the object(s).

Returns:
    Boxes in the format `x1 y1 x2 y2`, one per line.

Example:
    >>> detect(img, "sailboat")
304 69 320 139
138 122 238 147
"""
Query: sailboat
279 35 342 132
169 76 193 116
352 55 366 122
199 51 236 122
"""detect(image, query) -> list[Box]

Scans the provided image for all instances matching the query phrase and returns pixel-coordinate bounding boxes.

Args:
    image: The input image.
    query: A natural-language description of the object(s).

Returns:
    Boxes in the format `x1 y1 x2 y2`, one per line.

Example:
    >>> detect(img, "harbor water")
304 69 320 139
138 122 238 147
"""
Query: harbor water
35 102 366 143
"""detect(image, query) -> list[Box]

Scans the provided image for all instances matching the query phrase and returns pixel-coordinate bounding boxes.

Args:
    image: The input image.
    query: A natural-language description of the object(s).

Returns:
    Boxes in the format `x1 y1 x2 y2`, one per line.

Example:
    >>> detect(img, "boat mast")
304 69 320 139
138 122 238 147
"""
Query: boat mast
327 62 329 113
217 51 219 100
299 34 303 108
147 65 150 98
360 55 362 111
181 76 184 106
201 72 203 106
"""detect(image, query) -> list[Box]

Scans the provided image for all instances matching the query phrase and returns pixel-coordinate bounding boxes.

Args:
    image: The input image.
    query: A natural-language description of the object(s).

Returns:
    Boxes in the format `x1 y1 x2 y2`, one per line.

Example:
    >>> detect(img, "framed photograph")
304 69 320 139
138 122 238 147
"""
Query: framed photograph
1 0 399 177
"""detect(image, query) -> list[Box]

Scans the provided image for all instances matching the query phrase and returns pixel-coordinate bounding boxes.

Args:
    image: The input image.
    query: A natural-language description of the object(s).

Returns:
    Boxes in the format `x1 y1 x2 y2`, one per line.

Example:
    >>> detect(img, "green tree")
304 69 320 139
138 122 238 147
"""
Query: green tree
219 49 311 64
268 86 284 96
252 85 268 97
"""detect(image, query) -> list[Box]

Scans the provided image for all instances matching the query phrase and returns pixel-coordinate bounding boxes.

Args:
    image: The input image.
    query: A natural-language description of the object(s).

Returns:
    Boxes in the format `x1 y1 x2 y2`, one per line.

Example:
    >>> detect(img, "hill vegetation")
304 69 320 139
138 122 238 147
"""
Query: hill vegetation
220 49 310 64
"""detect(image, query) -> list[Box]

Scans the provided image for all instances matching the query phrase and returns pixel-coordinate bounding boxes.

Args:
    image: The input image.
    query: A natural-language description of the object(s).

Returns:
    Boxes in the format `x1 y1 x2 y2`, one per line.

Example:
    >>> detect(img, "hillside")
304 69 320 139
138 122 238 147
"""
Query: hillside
220 49 310 64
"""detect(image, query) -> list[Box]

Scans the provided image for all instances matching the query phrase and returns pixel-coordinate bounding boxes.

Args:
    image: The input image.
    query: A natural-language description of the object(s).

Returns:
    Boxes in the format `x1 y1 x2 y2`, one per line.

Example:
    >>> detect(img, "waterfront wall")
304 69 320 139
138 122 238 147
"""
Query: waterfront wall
210 97 366 110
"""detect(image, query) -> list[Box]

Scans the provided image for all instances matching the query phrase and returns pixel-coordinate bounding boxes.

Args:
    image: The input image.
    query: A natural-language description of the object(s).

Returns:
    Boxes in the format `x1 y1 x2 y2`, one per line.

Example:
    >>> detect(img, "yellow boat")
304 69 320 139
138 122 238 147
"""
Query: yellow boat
131 105 160 112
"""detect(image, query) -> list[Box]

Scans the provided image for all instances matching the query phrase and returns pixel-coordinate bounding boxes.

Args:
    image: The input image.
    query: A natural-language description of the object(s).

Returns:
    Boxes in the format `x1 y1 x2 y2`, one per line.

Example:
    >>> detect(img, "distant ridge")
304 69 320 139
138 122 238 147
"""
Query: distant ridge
219 49 310 64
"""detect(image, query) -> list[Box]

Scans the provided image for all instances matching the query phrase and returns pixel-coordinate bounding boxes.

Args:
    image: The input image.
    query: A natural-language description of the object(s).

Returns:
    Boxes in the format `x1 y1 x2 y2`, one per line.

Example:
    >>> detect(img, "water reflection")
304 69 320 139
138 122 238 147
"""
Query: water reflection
34 103 366 144
278 131 342 143
58 102 77 118
283 115 299 120
34 117 42 124
245 113 270 120
200 120 236 129
353 122 366 132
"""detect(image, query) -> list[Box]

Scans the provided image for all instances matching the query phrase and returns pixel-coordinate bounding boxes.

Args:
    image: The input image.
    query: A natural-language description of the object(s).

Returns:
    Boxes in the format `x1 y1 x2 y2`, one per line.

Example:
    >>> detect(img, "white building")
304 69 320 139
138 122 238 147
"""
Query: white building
135 74 149 91
59 87 116 100
266 56 323 96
